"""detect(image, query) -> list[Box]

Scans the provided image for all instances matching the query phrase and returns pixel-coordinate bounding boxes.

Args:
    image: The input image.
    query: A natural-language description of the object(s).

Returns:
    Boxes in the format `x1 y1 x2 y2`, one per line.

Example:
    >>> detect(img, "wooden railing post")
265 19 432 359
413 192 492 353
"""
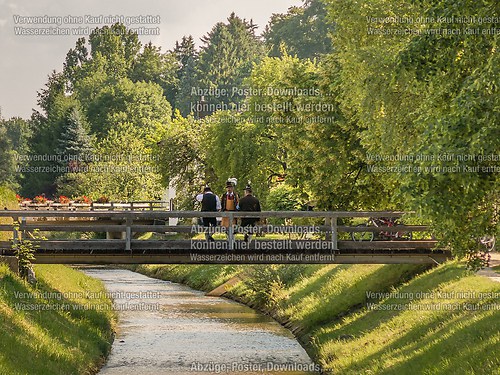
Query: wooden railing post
12 216 18 245
125 217 132 252
330 216 338 251
20 217 27 241
228 212 234 250
325 217 331 241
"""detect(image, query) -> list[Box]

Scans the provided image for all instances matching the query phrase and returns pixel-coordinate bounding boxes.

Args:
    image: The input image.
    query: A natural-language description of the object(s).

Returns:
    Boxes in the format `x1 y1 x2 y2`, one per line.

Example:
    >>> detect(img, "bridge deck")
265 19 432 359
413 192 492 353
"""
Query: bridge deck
0 239 449 264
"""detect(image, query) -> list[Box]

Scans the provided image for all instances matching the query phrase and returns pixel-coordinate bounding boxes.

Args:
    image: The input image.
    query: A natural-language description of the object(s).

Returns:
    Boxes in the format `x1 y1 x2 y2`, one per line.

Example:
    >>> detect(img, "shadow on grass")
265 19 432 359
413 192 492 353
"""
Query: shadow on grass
284 264 347 307
315 263 465 345
291 264 427 334
342 310 499 374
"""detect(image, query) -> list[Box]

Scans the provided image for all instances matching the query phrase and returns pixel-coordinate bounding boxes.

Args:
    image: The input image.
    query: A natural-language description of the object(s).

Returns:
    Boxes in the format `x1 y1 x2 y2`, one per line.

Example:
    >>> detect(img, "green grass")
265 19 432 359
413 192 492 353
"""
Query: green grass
314 262 500 374
130 264 240 291
133 262 500 374
0 264 116 375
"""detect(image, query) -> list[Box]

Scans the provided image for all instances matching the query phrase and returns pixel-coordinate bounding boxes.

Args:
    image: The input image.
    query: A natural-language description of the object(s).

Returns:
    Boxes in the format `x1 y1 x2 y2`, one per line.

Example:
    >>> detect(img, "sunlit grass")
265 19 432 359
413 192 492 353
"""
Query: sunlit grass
0 264 116 375
133 264 241 291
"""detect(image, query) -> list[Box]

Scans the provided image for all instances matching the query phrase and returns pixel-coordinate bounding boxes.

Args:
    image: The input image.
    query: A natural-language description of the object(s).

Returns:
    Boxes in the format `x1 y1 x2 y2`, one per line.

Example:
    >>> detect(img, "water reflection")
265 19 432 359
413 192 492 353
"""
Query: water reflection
83 268 318 375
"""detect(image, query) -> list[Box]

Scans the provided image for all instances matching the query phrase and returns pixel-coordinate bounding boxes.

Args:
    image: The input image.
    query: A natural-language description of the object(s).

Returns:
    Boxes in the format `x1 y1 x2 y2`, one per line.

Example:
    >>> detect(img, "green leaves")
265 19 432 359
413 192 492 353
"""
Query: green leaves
323 0 500 262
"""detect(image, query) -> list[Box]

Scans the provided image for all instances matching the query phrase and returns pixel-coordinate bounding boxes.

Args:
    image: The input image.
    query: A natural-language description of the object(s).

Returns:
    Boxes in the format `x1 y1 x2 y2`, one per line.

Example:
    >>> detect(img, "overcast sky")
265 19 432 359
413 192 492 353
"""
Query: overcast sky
0 0 302 119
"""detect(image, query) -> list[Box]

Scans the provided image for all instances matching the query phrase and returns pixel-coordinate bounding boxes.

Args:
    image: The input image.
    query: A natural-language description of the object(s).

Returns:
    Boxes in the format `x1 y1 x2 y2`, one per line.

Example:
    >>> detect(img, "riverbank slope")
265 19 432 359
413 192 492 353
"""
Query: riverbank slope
0 264 116 375
131 262 500 374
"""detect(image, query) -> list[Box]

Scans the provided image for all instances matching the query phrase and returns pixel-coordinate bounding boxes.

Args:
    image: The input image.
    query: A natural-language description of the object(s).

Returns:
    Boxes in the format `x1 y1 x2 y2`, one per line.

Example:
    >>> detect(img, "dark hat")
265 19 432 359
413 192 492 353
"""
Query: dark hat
244 184 252 192
203 185 212 192
226 181 234 188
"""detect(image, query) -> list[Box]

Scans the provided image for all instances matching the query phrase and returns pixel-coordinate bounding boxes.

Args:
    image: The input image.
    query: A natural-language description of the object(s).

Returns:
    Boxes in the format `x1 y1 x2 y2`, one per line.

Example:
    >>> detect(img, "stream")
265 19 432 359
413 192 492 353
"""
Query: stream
83 268 318 375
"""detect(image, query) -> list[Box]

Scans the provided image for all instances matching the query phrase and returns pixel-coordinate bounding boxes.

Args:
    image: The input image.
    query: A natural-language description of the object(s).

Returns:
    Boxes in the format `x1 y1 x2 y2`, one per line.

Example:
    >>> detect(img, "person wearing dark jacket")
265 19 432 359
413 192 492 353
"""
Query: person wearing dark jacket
238 184 261 242
196 186 221 241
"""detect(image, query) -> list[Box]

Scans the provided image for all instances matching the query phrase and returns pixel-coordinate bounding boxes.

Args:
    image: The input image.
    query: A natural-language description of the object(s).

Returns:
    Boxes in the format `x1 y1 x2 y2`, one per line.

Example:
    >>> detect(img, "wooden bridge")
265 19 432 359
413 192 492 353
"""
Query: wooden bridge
0 209 451 265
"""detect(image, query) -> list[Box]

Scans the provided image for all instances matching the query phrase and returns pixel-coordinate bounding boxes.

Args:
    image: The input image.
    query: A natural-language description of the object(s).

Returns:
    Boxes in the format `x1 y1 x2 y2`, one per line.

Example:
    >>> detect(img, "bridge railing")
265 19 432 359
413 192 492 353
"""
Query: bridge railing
17 200 174 211
0 210 432 252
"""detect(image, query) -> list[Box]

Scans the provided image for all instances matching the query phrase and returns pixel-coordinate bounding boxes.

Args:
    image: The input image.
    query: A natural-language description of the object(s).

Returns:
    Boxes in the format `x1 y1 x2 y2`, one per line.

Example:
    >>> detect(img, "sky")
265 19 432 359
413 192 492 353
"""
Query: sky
0 0 302 119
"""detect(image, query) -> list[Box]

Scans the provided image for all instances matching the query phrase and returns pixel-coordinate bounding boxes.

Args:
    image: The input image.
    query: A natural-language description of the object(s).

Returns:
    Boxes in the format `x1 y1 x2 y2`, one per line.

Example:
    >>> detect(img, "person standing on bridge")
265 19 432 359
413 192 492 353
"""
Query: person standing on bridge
221 179 239 229
237 184 261 242
196 185 221 241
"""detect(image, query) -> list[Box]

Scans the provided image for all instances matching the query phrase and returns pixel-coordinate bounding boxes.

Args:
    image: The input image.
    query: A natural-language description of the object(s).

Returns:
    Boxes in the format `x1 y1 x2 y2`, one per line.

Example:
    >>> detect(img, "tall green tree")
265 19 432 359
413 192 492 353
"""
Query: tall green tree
0 126 16 188
55 107 93 197
24 72 78 197
56 107 93 159
157 113 210 209
264 0 332 59
85 78 171 140
175 56 199 117
196 13 265 113
69 123 163 201
173 36 198 116
27 24 172 199
0 117 32 189
130 42 179 106
174 35 197 76
88 23 141 80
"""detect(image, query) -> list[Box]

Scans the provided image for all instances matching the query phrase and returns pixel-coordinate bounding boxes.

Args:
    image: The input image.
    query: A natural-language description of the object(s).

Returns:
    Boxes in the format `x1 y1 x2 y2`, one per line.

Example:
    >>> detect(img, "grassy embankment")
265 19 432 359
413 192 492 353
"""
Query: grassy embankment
0 185 116 374
0 264 116 375
132 262 500 374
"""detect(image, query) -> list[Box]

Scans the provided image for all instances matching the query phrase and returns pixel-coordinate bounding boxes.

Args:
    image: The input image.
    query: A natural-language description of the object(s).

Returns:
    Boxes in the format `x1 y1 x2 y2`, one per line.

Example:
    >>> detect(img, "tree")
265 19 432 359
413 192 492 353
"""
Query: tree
203 111 269 200
0 117 32 189
173 36 198 116
69 123 163 201
23 71 79 197
323 0 500 263
130 42 179 107
64 37 89 91
196 13 265 113
0 126 16 187
54 107 94 195
85 78 171 141
175 56 199 117
88 23 141 80
174 35 197 77
264 0 333 59
241 54 372 209
57 107 93 159
157 113 209 209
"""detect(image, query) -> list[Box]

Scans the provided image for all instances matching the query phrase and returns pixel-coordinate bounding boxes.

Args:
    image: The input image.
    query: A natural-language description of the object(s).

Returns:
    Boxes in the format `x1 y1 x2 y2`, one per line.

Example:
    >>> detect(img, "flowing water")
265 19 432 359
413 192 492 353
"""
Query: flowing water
83 268 318 375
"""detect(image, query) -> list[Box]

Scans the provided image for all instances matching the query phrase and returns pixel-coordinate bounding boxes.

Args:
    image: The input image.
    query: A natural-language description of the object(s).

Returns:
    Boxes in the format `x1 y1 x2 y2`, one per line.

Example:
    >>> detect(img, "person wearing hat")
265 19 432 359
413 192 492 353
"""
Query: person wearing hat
196 185 221 241
238 184 261 242
221 180 239 229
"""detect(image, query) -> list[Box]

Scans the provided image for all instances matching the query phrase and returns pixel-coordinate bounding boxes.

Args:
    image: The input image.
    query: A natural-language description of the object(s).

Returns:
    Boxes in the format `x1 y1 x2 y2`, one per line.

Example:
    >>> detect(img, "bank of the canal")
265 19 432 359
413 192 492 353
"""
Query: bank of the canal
85 268 318 374
131 262 500 374
0 264 116 375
